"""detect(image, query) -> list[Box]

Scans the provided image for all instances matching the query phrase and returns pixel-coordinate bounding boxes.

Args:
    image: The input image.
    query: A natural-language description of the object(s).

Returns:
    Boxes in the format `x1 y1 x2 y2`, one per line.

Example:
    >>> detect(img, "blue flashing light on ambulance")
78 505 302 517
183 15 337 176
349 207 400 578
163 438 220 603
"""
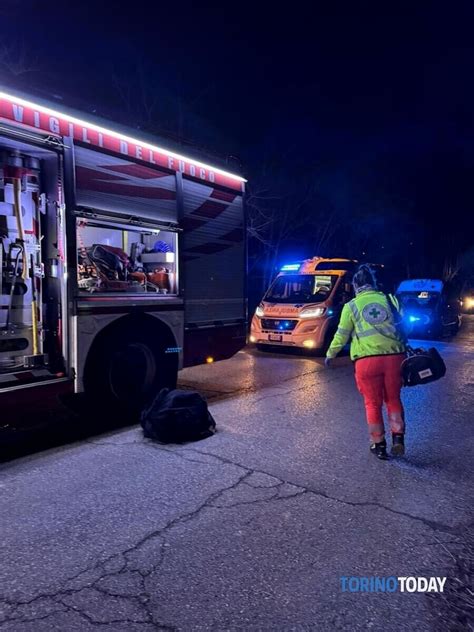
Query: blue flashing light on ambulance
280 263 301 272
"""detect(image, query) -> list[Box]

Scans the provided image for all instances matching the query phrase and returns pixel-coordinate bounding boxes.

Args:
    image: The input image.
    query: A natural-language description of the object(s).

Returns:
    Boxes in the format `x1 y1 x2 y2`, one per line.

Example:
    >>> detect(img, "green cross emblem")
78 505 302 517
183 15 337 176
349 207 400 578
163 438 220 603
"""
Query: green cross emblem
369 307 381 319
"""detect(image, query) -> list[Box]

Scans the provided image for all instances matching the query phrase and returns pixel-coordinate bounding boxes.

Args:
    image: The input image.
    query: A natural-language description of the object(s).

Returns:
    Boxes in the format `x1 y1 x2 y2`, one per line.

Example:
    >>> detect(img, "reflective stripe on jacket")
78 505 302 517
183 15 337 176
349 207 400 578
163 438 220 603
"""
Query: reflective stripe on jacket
326 289 406 361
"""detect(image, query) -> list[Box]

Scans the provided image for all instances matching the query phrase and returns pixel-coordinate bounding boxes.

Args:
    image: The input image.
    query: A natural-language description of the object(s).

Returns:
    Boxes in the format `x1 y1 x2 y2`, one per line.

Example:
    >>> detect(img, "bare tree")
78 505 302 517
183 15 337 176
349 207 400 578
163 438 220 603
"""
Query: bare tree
443 255 461 283
110 55 161 127
0 40 42 77
108 55 218 147
246 168 320 291
261 188 318 289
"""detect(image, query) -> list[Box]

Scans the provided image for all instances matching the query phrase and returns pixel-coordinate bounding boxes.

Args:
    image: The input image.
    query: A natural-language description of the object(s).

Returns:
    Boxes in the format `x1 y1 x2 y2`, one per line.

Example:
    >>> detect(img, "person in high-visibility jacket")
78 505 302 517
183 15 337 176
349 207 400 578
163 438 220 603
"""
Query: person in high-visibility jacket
325 265 407 459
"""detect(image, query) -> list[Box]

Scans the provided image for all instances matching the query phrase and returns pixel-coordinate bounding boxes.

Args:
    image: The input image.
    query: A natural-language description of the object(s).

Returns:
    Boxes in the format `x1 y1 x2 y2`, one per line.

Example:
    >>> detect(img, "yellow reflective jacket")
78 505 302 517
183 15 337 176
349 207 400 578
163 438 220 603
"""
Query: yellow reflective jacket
326 289 406 361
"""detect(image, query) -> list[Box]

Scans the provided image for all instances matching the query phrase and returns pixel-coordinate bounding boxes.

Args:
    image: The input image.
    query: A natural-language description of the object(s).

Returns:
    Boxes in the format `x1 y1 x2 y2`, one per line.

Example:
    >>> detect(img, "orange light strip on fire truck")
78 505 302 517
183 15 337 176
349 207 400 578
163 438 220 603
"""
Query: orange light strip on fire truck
0 90 246 192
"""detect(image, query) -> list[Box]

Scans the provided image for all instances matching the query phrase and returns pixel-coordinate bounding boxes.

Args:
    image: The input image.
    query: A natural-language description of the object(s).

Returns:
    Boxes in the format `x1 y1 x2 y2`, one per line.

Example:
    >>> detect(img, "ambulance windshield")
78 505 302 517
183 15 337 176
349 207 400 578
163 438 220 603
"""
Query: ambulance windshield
264 274 337 304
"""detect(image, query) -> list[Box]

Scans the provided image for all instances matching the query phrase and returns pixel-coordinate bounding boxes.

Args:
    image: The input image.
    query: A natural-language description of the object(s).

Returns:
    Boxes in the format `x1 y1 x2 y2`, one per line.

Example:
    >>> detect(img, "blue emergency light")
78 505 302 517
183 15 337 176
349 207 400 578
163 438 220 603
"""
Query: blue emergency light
281 263 301 271
407 314 430 324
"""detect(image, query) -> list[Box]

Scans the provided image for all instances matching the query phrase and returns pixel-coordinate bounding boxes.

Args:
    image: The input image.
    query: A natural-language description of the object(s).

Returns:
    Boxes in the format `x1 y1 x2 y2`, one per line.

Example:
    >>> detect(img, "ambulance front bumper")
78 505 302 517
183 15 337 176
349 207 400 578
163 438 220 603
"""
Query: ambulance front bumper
250 315 329 349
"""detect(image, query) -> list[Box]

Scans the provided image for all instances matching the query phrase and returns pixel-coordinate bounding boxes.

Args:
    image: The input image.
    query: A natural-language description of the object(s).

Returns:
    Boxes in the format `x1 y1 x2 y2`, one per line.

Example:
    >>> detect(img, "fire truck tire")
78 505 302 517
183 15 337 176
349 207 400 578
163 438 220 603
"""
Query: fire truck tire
83 316 178 415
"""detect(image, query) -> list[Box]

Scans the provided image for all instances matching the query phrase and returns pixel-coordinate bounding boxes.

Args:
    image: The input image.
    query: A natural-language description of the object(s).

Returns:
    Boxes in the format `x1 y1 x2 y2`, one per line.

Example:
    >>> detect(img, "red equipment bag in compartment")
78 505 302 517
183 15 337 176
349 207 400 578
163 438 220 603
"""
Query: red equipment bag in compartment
147 269 171 291
88 244 129 280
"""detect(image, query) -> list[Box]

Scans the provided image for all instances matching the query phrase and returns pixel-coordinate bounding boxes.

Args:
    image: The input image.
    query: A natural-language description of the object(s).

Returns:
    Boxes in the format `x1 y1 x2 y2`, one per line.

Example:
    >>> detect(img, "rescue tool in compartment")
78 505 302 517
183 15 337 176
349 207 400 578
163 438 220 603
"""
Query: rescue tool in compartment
3 243 23 333
1 153 44 375
29 253 39 356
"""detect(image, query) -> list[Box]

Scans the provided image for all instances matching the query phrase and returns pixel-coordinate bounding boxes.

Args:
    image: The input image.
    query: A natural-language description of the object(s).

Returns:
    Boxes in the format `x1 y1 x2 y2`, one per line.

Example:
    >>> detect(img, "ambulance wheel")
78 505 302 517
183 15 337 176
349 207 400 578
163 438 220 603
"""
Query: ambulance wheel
83 315 178 418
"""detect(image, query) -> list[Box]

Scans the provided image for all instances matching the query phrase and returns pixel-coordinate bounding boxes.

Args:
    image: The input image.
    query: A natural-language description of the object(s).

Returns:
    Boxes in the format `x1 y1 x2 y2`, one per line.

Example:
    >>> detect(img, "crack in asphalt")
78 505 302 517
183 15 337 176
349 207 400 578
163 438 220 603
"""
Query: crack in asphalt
74 434 474 538
0 605 69 626
0 457 312 629
0 470 252 629
2 406 473 629
54 596 154 629
181 446 473 537
210 480 307 509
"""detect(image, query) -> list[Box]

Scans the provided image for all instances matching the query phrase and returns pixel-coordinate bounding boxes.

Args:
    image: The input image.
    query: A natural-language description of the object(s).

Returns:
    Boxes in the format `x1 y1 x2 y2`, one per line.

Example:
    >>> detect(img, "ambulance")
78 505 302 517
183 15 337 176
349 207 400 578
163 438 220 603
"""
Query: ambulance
250 258 357 352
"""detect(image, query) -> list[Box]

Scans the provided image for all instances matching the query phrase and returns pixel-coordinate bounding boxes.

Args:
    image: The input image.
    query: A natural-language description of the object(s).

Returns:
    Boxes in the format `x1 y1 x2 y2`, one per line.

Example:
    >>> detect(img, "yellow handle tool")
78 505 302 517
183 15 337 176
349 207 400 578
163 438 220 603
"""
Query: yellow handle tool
30 254 39 355
13 178 28 280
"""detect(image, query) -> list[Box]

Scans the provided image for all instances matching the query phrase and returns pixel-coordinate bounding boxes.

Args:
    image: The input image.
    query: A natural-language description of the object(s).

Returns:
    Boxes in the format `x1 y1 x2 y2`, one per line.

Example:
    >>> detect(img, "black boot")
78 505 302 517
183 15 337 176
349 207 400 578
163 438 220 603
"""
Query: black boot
391 433 405 456
370 439 388 460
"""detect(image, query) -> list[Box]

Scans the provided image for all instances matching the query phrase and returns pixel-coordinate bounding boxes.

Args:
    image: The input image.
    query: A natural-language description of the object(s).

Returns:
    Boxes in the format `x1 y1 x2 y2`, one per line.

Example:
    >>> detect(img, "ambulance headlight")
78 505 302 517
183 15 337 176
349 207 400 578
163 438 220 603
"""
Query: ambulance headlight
255 305 265 317
300 307 326 318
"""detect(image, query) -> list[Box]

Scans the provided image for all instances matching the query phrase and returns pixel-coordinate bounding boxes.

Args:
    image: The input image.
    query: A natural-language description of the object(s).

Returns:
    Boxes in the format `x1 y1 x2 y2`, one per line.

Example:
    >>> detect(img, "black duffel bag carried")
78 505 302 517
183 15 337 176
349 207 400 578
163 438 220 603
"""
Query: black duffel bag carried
140 388 216 444
401 346 446 387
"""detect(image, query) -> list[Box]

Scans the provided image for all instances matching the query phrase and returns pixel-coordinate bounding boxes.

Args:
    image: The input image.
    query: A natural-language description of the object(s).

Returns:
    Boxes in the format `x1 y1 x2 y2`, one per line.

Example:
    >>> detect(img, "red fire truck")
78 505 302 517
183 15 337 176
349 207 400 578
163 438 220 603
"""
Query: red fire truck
0 88 246 422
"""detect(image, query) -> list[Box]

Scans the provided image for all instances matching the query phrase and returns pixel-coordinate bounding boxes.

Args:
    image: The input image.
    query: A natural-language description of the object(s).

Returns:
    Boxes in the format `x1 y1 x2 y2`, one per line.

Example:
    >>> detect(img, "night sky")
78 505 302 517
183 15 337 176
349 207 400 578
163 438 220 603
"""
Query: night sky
1 2 473 279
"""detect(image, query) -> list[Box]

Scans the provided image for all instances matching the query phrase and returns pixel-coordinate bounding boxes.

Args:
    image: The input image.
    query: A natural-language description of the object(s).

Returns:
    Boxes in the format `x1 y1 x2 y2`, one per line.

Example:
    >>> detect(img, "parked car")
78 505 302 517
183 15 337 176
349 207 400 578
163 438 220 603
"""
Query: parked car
396 279 461 338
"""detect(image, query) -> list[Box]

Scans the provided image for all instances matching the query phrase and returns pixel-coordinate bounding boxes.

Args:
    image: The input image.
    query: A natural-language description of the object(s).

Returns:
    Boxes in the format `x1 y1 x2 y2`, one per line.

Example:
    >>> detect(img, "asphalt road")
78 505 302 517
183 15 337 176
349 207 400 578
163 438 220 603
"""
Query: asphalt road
1 318 474 631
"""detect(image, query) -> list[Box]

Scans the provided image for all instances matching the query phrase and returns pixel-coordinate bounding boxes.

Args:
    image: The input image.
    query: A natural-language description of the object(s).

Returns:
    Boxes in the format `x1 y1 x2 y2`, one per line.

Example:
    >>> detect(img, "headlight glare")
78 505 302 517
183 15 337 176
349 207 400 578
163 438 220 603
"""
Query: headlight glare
300 307 326 318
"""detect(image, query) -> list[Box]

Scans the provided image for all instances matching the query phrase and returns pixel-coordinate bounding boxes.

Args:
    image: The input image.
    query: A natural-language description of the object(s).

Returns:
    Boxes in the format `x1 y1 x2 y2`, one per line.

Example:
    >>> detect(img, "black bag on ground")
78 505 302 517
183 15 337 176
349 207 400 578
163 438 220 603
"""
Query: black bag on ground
140 388 216 443
401 346 446 387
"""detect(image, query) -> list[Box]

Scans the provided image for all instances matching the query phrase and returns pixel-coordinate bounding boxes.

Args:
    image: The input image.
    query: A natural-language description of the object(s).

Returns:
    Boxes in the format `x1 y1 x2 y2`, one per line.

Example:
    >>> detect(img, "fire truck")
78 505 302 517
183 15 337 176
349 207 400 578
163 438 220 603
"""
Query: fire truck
0 88 246 422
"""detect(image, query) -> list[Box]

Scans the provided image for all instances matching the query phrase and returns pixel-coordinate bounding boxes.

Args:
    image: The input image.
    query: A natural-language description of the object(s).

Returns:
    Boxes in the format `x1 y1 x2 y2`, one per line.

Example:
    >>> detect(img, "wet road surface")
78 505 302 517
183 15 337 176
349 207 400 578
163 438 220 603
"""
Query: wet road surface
1 318 473 630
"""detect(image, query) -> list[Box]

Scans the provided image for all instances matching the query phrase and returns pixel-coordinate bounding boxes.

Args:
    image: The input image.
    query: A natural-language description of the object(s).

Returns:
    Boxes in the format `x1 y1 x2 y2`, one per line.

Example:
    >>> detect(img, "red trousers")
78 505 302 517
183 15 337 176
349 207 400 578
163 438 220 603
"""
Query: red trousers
354 354 405 443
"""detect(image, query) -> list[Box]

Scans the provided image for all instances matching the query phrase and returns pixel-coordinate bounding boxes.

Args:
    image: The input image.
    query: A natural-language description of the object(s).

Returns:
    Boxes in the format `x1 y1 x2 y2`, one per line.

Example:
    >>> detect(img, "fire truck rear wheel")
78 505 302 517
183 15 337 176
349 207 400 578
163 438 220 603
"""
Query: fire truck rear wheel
83 316 178 417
